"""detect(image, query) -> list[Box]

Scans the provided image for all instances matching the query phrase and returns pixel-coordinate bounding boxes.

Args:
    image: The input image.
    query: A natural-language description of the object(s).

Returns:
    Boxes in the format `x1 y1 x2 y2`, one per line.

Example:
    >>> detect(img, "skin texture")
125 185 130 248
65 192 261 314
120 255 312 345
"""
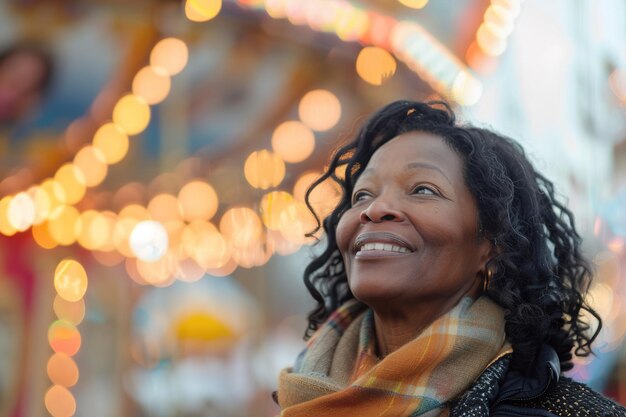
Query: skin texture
335 132 494 357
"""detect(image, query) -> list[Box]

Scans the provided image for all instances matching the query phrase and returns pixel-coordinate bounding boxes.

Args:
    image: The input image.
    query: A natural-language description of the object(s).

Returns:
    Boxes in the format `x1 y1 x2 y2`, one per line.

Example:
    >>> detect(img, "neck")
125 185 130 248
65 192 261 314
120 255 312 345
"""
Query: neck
372 284 483 358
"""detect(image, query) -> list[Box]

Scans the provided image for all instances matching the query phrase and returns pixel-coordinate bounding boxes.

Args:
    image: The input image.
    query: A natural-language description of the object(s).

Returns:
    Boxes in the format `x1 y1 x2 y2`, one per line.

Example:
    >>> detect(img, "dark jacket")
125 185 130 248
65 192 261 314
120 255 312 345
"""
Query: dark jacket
451 345 626 417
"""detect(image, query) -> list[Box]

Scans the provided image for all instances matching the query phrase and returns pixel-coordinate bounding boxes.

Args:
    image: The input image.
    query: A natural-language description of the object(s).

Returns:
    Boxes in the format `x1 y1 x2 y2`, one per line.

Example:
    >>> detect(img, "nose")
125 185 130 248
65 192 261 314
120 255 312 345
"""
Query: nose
359 200 406 224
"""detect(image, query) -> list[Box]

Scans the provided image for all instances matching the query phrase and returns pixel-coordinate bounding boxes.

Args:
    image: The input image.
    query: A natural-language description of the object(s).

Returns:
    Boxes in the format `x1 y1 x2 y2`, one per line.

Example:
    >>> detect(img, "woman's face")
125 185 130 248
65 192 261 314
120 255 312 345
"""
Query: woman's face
336 132 493 310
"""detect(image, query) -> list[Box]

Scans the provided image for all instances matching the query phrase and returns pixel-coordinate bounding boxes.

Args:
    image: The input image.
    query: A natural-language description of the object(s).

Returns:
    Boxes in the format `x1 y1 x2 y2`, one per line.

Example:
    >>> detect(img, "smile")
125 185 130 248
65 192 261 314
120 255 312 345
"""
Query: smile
357 242 411 254
353 231 416 255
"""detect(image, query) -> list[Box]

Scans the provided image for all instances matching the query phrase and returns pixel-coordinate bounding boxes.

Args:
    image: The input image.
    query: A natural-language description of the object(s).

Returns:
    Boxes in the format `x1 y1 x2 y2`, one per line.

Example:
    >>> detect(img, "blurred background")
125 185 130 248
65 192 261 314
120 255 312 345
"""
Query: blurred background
0 0 625 416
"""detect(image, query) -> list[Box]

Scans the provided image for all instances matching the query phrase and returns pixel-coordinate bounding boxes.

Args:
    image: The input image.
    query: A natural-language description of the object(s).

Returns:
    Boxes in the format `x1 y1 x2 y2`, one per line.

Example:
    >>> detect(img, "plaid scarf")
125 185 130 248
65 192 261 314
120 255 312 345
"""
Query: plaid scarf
277 296 510 417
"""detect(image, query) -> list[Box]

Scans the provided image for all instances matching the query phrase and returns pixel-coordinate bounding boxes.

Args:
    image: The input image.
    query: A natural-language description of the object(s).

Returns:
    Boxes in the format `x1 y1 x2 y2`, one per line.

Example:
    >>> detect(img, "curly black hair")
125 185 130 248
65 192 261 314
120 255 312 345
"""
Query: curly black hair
303 100 601 372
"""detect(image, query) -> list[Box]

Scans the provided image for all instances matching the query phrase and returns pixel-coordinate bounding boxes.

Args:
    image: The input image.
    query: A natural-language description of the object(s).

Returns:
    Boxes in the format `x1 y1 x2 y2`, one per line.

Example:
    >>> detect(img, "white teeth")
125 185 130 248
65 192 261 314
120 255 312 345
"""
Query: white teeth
359 242 410 253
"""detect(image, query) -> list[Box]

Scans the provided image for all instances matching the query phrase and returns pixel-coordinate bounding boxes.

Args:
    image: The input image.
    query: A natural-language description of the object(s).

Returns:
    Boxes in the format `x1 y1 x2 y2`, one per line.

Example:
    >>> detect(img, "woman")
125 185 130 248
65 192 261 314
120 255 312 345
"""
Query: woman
276 101 626 416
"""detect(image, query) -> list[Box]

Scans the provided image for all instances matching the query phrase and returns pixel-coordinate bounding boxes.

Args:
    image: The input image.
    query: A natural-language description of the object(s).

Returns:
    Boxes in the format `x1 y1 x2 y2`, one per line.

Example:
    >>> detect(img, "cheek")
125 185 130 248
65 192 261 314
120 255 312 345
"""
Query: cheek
335 210 358 254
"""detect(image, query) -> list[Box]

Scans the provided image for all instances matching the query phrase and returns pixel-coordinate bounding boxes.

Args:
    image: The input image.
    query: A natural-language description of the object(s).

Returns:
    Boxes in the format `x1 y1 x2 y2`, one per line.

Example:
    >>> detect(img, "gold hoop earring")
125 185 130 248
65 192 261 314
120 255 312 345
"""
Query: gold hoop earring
483 268 493 292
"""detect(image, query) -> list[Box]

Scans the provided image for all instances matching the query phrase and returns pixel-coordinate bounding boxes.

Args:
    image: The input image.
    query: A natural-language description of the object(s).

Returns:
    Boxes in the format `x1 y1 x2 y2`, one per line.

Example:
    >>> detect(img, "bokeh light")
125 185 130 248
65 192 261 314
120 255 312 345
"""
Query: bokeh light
293 170 320 202
485 4 514 36
148 193 183 223
451 70 483 106
76 211 115 251
219 207 262 249
476 23 507 56
356 46 397 85
150 38 189 76
186 0 222 22
53 296 86 325
334 6 370 42
92 250 125 267
0 196 17 236
244 150 285 189
54 259 88 302
54 164 86 206
28 185 51 225
267 228 302 255
112 94 151 136
132 65 172 105
398 0 429 8
41 179 66 217
44 385 76 417
260 191 294 230
48 206 81 246
32 222 58 249
73 146 108 187
293 170 341 219
114 205 150 257
231 239 273 268
271 121 315 163
298 89 342 132
129 220 169 262
175 258 205 283
264 0 287 18
136 254 176 286
279 201 317 244
48 320 82 356
178 180 219 222
47 353 79 388
7 192 35 231
182 221 231 269
92 123 129 165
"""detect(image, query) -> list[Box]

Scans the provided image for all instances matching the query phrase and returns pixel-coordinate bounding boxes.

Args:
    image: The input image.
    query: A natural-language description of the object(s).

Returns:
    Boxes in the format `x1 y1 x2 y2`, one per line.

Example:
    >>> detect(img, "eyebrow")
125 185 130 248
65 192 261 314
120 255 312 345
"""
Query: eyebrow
405 162 453 185
359 162 452 186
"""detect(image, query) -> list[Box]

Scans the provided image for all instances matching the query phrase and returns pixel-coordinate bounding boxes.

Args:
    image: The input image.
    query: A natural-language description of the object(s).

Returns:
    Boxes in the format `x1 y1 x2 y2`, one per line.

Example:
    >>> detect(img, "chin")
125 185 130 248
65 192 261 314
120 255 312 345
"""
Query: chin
348 282 404 306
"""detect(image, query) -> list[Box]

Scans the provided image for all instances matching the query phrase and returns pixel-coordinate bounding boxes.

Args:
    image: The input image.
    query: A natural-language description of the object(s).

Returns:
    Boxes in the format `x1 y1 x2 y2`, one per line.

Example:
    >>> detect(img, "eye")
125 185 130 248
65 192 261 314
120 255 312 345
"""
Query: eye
411 185 438 196
352 190 371 204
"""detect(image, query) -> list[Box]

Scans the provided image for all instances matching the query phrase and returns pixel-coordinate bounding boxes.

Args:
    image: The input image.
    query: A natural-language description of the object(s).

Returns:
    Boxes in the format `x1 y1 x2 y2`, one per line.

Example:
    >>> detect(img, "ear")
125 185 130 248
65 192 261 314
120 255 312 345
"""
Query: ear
476 237 499 273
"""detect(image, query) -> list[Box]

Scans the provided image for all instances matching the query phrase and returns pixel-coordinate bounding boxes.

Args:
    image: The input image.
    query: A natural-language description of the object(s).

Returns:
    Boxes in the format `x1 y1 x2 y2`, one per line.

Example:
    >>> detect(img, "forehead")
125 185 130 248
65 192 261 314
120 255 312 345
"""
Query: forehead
361 131 464 178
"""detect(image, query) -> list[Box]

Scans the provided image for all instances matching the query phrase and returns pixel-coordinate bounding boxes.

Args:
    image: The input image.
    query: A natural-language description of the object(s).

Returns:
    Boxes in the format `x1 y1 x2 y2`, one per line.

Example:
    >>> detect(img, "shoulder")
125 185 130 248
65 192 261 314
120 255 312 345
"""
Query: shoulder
508 377 626 417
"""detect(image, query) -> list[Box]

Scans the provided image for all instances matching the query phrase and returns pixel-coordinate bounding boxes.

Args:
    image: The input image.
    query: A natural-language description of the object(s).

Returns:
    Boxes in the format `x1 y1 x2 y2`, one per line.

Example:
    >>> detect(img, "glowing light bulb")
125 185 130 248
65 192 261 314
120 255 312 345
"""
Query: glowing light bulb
356 46 397 85
219 207 262 249
150 38 189 76
73 146 108 187
129 220 169 262
260 191 294 230
7 192 36 231
271 121 315 163
92 123 129 164
53 296 85 325
48 320 81 356
132 65 172 105
45 385 76 417
398 0 429 9
243 150 285 189
54 259 88 302
178 180 219 222
54 164 86 205
451 70 483 106
47 353 79 387
112 94 151 136
186 0 222 22
298 89 342 131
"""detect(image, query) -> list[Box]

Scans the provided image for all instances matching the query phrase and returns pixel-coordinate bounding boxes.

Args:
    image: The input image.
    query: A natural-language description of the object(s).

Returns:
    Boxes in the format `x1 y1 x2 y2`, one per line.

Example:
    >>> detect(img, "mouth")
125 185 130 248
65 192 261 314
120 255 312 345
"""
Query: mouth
353 232 415 256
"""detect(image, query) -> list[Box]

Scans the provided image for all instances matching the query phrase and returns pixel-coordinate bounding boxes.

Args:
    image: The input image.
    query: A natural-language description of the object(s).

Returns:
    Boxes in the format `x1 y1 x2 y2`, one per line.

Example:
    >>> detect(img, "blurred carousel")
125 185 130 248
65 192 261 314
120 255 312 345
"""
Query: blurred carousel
0 1 625 417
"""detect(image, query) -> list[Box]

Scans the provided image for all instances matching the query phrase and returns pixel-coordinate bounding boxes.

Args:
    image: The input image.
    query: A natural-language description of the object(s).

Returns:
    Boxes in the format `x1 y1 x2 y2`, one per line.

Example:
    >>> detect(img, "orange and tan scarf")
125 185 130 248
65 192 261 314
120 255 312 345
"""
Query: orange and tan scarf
278 296 510 417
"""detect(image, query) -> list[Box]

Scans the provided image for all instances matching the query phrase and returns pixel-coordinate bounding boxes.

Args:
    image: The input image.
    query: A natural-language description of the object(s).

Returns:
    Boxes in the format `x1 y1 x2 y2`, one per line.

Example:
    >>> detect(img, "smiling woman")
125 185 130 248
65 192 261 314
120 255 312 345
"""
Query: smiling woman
275 101 626 416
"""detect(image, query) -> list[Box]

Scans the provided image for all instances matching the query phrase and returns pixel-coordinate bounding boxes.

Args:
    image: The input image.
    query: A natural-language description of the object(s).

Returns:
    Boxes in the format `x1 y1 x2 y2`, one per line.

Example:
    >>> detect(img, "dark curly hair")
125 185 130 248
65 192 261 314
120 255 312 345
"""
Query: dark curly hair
303 100 601 372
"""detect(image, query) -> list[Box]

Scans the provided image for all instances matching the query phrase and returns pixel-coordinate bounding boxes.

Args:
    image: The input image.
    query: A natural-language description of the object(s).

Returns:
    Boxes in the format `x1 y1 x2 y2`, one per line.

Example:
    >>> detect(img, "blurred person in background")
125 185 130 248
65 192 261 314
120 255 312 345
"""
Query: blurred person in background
275 101 626 416
0 42 54 128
